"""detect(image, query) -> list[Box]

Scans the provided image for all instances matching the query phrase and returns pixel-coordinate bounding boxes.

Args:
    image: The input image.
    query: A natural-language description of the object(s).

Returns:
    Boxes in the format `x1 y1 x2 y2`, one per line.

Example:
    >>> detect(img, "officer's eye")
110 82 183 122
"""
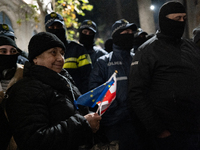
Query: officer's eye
10 49 18 54
0 49 7 54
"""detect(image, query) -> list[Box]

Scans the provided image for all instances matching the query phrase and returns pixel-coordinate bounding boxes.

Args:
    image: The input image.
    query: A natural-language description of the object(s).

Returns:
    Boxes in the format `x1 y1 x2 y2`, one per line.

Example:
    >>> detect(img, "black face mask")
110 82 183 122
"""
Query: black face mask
113 34 134 50
0 54 18 79
160 17 185 39
47 28 67 44
79 33 95 49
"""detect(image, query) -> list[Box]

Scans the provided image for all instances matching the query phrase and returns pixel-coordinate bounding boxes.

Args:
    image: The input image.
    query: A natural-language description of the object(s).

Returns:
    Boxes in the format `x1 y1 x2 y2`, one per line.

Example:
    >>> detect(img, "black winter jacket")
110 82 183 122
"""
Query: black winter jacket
128 32 200 135
5 62 93 150
89 44 134 126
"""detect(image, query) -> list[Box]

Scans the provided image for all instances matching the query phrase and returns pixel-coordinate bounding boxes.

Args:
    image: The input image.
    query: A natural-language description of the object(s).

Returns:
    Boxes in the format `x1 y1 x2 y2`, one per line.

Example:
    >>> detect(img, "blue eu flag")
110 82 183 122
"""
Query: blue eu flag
74 78 115 108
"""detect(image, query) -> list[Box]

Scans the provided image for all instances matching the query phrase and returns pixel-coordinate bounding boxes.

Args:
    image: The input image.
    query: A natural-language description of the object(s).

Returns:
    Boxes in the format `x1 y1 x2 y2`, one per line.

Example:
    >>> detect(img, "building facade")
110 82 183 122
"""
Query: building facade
0 0 42 53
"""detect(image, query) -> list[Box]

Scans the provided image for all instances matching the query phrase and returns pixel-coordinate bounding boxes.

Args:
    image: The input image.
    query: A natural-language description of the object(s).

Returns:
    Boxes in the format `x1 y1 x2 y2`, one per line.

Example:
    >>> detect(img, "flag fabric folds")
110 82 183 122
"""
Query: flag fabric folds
74 72 117 114
97 72 117 116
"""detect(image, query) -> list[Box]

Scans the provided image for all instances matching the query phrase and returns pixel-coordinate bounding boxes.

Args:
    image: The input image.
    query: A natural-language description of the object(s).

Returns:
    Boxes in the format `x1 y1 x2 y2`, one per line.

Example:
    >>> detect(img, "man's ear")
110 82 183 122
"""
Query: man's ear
33 57 37 64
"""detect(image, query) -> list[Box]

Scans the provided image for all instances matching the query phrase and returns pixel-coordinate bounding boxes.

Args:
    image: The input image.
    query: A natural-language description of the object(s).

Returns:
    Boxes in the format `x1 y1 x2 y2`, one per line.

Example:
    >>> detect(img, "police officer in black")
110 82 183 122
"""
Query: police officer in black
0 24 28 64
89 19 140 150
79 20 108 66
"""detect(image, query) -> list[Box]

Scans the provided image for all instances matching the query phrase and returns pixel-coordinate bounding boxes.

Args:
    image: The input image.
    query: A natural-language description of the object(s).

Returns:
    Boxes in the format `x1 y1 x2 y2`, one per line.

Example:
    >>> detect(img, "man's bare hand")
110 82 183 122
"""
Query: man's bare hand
84 113 102 133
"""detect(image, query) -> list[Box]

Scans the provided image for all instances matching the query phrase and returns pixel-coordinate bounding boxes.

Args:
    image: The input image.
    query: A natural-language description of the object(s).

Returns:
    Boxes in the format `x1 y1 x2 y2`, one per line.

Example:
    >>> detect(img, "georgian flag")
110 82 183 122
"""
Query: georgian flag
97 71 117 116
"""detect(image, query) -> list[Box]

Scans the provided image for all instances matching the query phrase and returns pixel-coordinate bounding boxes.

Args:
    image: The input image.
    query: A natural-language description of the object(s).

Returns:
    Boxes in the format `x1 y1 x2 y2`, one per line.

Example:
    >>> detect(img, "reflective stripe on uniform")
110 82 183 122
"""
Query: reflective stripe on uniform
77 54 92 67
63 57 78 68
116 76 127 81
131 61 138 66
63 54 92 69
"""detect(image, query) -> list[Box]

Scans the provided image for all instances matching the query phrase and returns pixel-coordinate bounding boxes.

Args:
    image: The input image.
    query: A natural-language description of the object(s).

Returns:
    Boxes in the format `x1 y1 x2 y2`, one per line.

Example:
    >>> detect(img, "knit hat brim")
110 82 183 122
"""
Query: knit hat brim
0 35 22 54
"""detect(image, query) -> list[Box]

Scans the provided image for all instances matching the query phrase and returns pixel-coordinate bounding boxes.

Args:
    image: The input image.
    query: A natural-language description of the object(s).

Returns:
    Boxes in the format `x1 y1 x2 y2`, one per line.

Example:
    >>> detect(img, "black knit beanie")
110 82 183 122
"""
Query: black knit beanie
28 32 66 62
0 35 21 53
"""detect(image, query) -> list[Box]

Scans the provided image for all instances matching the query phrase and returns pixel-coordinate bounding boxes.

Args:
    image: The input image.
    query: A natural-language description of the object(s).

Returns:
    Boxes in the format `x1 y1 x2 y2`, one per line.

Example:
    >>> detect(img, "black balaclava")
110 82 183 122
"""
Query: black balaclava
112 29 134 50
0 54 18 79
0 35 21 78
104 38 113 53
79 30 95 49
133 36 147 48
0 55 18 71
159 1 186 39
46 28 67 45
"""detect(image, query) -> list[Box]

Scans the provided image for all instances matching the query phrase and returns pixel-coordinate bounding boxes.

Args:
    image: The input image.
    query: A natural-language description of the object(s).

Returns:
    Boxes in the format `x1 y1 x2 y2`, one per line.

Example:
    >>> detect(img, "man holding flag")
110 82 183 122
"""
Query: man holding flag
89 19 140 150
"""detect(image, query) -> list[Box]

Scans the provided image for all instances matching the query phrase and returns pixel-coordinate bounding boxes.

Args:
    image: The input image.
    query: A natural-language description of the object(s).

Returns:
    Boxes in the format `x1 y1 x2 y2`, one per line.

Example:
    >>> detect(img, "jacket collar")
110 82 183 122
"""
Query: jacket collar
23 62 80 98
156 30 182 45
112 44 133 58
